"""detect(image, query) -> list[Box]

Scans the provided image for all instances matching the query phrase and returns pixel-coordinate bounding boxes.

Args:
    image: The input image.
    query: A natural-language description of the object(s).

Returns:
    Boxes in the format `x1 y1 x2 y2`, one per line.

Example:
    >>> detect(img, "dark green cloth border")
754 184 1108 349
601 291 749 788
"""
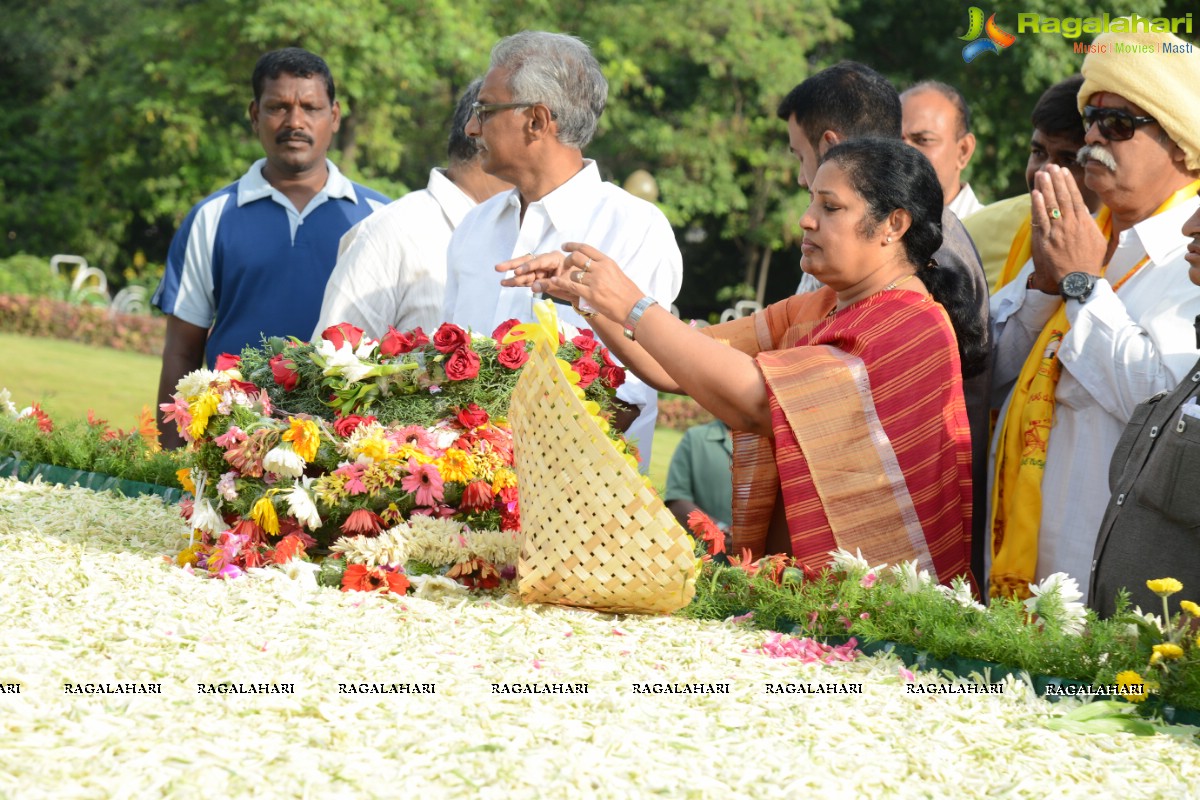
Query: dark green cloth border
0 456 184 504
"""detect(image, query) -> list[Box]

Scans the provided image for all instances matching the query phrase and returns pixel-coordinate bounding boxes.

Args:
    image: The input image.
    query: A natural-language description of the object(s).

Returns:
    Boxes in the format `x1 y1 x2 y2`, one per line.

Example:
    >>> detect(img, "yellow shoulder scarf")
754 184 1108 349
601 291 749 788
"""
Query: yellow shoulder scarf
989 181 1200 599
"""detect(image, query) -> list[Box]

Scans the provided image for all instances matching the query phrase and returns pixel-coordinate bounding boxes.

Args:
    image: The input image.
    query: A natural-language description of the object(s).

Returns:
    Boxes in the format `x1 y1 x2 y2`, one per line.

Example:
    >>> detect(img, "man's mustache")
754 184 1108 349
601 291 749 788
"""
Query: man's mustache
276 132 313 144
1078 144 1117 172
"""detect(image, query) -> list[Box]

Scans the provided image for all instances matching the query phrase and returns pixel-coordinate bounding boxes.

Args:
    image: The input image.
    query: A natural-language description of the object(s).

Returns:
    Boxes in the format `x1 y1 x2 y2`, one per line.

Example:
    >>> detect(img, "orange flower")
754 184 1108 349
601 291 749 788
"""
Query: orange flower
341 508 385 537
686 509 726 555
341 564 409 594
271 532 308 564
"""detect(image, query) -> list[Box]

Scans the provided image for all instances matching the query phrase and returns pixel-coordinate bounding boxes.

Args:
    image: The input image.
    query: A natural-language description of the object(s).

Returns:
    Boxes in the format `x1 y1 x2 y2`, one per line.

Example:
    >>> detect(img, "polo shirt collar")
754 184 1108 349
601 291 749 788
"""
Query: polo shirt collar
504 159 603 229
426 167 477 228
236 158 358 207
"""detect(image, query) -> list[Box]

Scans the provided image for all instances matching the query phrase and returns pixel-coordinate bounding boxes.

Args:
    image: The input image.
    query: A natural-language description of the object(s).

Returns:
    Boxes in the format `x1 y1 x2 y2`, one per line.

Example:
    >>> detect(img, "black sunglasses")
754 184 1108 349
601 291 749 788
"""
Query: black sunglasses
1082 105 1157 142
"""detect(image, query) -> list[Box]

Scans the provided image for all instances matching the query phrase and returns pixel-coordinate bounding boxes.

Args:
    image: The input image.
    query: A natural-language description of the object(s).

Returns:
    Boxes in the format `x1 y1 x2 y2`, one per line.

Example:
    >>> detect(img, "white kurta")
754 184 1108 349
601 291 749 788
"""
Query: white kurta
989 197 1200 595
443 160 684 472
313 168 475 339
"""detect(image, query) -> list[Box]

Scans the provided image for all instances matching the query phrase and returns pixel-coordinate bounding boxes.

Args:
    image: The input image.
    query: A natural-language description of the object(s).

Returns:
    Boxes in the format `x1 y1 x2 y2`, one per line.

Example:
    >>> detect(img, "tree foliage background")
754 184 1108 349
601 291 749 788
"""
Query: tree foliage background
0 0 1193 316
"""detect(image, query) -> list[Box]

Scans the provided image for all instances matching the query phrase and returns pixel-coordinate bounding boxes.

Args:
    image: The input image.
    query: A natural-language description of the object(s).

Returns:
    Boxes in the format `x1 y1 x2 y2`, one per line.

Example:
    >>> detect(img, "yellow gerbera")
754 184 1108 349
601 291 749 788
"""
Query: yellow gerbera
1115 670 1147 702
1146 578 1183 597
282 417 322 462
1180 600 1200 617
355 435 391 462
438 448 474 483
188 389 220 440
1152 643 1184 661
250 496 280 536
395 442 433 464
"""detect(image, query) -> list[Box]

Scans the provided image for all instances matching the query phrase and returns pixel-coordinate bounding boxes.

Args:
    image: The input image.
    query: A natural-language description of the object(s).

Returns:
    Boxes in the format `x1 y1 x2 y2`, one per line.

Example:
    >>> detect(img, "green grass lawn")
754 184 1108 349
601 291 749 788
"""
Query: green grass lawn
0 332 161 424
0 333 685 490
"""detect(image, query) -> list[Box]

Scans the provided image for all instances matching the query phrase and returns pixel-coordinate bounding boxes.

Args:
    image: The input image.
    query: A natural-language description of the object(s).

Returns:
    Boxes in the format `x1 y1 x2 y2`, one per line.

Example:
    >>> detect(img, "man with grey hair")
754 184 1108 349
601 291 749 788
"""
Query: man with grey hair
313 79 512 338
443 31 683 472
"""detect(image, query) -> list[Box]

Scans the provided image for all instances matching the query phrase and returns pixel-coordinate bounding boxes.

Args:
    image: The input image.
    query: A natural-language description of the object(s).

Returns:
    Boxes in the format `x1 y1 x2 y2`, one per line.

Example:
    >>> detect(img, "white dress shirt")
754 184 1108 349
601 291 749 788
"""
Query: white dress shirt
313 168 476 339
948 182 985 220
444 160 684 471
988 197 1200 595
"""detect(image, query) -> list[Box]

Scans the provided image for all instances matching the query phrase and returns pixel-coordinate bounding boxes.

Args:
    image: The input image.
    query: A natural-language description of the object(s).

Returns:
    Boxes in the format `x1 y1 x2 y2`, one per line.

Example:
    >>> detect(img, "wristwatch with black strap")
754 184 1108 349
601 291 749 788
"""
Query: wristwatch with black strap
1059 271 1098 302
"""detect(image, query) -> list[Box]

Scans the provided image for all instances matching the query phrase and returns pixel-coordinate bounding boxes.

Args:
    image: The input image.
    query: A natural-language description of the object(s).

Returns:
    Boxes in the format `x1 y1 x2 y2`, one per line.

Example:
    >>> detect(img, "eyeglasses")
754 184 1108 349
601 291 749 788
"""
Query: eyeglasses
470 101 556 126
1082 105 1157 142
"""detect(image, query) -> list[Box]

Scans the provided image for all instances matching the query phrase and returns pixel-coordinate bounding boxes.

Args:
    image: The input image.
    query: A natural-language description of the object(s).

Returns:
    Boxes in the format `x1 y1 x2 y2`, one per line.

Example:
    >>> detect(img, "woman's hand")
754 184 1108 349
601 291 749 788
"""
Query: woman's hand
504 243 645 324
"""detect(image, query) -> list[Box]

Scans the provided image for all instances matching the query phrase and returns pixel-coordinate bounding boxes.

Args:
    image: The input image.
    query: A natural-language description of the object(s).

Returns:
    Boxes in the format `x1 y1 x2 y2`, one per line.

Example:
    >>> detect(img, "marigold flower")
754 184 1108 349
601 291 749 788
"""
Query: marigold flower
1115 670 1147 702
176 543 203 567
250 496 280 536
1152 643 1184 661
1147 578 1184 597
1180 600 1200 617
491 467 517 493
282 417 322 462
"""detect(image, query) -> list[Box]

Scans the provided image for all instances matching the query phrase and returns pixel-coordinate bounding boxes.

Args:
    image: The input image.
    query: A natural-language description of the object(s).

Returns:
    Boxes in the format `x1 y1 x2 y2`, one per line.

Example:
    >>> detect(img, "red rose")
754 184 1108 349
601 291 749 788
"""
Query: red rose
320 322 365 350
269 354 300 392
571 329 598 354
497 341 530 369
456 404 489 429
230 379 260 394
432 322 470 353
601 365 626 390
444 346 481 380
572 356 600 389
333 414 377 437
599 347 618 368
214 353 241 370
379 325 423 357
491 318 521 344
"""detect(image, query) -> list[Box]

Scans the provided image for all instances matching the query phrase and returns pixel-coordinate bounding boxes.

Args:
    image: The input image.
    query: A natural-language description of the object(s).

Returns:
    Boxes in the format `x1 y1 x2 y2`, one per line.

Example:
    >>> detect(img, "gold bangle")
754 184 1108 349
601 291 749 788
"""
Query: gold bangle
572 301 597 319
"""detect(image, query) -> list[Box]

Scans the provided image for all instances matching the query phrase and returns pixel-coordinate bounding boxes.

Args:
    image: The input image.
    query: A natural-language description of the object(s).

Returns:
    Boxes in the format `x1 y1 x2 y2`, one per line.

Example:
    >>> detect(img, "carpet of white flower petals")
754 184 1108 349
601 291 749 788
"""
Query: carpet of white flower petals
1 477 1198 799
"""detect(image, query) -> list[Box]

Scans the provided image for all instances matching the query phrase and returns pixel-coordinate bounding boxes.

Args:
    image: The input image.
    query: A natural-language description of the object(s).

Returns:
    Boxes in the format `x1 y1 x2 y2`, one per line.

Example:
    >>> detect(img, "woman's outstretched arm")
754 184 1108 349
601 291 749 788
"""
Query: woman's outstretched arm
500 244 772 437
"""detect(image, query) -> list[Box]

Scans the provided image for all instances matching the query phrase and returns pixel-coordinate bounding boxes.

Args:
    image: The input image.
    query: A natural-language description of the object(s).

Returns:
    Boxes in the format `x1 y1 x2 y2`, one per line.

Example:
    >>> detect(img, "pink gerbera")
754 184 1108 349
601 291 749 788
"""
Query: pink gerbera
391 425 436 452
401 458 445 507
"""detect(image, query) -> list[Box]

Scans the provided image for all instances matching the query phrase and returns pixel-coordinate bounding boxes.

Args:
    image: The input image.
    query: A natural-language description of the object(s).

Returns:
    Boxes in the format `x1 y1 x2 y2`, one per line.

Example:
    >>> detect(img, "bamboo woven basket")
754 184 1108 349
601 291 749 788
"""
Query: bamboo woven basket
508 314 697 614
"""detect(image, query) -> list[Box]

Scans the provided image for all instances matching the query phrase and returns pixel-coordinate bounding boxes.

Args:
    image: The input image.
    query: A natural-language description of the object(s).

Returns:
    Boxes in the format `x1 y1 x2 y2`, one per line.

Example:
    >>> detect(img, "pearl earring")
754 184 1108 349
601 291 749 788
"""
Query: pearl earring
886 236 892 243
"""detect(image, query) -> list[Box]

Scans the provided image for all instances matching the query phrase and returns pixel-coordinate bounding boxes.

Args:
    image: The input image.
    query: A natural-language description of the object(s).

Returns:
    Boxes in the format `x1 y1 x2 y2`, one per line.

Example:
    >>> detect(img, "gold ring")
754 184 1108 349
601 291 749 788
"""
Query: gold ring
573 301 597 319
1050 208 1062 220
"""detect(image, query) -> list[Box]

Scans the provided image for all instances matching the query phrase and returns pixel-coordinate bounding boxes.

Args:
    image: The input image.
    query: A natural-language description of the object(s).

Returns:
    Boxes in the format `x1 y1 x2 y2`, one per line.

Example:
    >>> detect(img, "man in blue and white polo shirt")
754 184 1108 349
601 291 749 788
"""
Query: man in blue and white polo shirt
152 47 388 448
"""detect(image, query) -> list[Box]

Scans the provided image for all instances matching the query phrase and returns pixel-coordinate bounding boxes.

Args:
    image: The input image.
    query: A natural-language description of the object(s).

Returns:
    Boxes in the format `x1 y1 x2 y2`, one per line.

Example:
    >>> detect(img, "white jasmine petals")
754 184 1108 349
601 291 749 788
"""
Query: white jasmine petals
278 558 320 590
191 497 225 535
263 444 305 478
317 339 375 384
281 483 321 530
408 574 468 599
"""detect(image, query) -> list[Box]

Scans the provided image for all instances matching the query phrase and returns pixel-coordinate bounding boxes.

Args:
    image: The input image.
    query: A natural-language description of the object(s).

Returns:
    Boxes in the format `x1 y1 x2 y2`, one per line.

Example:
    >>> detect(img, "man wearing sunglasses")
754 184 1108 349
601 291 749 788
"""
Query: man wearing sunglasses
442 31 683 473
988 28 1200 603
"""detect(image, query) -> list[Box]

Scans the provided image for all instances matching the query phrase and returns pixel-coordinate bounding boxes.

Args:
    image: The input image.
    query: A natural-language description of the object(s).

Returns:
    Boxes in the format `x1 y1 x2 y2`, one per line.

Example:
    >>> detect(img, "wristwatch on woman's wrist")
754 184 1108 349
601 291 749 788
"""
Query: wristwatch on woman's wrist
623 296 659 340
